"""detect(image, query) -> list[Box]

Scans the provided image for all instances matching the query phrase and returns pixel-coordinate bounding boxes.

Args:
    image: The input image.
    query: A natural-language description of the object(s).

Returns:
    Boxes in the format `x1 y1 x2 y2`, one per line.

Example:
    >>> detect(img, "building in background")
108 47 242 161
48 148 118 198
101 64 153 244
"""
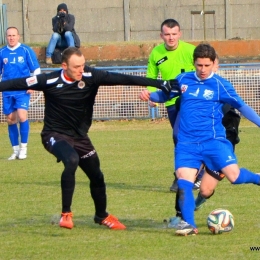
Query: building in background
2 0 260 44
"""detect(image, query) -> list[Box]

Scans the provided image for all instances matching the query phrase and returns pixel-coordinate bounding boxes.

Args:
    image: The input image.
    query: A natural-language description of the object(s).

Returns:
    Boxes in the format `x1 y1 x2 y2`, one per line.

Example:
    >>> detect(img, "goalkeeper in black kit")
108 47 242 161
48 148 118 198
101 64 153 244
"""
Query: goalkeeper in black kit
0 47 179 230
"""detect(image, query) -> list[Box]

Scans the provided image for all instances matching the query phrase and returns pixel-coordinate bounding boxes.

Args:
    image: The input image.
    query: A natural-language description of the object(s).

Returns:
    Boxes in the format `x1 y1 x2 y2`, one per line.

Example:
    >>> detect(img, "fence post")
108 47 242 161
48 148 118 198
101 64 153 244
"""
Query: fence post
0 3 8 45
123 0 130 41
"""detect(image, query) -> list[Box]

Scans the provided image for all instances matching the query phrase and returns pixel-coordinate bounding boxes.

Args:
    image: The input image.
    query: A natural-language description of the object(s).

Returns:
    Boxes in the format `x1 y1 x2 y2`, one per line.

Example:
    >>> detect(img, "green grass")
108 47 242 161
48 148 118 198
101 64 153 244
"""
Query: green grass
0 119 260 260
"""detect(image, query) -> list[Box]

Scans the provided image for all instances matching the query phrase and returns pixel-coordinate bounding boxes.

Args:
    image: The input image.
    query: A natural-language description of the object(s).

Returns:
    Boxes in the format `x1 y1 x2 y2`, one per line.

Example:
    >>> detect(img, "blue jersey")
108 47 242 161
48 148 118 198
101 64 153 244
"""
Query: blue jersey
0 43 40 96
176 71 245 143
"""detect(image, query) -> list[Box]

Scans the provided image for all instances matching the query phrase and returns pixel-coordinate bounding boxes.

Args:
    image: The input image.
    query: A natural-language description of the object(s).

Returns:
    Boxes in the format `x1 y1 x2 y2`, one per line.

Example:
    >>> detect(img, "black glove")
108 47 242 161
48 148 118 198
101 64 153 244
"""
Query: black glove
160 79 181 96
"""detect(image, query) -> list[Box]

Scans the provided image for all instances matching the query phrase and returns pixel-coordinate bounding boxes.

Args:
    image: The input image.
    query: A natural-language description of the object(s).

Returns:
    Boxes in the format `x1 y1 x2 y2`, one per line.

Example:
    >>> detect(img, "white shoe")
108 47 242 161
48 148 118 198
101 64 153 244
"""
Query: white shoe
18 148 27 160
8 152 19 160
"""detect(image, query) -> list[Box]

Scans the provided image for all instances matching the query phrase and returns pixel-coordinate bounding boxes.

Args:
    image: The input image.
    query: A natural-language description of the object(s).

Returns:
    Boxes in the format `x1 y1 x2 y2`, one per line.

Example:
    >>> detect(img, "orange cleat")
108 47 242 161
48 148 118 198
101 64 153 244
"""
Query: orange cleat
59 212 74 229
95 214 126 230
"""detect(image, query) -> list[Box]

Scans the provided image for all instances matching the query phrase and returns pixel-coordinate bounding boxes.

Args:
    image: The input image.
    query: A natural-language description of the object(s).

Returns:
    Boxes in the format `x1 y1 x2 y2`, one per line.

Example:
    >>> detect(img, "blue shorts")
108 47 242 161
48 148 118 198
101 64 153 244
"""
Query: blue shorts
175 138 237 171
2 93 30 115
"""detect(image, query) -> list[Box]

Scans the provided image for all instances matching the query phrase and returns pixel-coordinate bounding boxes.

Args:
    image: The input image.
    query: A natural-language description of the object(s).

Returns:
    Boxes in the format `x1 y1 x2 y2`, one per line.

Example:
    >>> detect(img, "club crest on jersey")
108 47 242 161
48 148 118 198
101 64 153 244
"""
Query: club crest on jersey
26 76 38 86
181 84 188 93
18 56 25 63
78 81 85 89
3 58 8 64
203 89 214 100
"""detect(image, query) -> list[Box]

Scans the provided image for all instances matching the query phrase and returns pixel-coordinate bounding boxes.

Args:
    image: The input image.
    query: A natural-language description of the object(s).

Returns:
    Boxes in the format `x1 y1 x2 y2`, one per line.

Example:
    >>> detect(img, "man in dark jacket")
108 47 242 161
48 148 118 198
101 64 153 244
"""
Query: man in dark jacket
45 3 80 64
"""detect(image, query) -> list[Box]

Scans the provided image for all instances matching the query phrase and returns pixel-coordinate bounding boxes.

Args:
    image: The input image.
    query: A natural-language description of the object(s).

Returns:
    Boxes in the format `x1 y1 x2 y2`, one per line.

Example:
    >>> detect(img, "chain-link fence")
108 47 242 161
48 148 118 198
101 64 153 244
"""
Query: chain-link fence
0 63 260 122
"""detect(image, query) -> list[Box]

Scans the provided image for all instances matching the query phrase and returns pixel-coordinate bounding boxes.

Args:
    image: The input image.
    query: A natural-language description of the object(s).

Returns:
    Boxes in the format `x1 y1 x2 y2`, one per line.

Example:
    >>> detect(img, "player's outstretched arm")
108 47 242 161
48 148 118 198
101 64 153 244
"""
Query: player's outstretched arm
150 91 169 103
0 74 46 92
92 68 180 96
238 104 260 127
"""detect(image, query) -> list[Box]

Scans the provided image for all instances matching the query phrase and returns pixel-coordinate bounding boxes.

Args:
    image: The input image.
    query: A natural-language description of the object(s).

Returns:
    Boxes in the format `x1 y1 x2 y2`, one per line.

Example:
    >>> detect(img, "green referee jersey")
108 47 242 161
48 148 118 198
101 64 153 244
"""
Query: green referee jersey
146 40 195 107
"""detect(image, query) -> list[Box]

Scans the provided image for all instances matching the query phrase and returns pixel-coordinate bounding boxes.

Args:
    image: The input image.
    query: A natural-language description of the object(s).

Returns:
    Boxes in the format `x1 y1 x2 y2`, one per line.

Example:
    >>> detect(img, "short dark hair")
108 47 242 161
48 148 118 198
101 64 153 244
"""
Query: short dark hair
6 26 19 35
161 19 180 31
193 43 216 62
62 47 83 63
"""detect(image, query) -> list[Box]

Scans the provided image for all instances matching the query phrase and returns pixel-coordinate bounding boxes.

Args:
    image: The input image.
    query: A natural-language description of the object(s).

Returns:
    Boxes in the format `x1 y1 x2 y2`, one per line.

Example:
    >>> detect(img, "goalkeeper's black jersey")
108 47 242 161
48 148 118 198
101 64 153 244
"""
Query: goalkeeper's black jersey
0 66 163 137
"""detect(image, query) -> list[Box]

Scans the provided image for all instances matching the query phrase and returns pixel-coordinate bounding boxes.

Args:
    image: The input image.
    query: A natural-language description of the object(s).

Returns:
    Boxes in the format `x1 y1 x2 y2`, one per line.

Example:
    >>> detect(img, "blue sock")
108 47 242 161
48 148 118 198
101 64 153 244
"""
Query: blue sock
177 179 196 228
8 124 19 146
232 168 260 185
20 120 29 143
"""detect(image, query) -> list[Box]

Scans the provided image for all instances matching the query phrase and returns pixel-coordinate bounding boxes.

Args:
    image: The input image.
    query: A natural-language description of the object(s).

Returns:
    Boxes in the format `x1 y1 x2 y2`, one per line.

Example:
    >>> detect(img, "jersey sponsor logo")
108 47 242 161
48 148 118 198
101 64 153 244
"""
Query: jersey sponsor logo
26 76 38 86
21 102 28 108
181 84 188 93
81 149 96 159
3 58 8 64
10 57 15 64
203 89 214 100
56 84 64 88
156 56 168 66
78 81 85 89
82 72 92 77
18 56 25 63
189 88 200 97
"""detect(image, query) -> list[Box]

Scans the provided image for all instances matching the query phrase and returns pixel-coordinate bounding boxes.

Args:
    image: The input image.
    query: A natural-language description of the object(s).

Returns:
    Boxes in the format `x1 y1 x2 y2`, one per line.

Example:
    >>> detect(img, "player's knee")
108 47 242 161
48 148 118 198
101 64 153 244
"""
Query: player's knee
6 114 17 124
222 164 240 183
64 153 79 171
199 187 214 198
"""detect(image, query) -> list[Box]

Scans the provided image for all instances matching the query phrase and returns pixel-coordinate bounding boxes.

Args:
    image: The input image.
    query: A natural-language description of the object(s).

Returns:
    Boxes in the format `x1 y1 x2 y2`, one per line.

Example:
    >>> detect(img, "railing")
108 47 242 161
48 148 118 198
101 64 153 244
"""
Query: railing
0 63 260 122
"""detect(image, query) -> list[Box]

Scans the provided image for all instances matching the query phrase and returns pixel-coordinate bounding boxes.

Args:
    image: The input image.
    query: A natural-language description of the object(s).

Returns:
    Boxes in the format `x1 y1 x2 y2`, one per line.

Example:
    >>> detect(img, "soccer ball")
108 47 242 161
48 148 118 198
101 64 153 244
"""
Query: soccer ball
207 208 234 234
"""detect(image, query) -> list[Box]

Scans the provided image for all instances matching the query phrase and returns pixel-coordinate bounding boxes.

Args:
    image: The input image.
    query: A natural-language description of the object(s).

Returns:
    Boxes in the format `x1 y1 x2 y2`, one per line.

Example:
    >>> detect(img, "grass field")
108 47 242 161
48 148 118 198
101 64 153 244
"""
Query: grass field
0 119 260 260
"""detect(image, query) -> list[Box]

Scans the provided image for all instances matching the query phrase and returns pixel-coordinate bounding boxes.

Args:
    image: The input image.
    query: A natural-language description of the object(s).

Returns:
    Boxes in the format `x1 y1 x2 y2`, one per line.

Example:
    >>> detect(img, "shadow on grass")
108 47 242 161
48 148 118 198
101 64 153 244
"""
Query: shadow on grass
0 213 210 237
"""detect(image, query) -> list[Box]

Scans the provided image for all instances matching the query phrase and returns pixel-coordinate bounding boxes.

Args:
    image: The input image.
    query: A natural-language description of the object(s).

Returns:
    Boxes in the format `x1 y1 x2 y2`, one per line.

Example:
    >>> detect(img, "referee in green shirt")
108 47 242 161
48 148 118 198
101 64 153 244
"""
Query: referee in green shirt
146 19 196 191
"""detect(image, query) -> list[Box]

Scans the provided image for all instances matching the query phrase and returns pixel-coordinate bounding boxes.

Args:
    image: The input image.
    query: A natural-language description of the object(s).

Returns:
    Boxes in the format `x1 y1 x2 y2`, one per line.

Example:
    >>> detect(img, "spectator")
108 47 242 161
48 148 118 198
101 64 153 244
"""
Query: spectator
45 3 80 65
0 26 40 160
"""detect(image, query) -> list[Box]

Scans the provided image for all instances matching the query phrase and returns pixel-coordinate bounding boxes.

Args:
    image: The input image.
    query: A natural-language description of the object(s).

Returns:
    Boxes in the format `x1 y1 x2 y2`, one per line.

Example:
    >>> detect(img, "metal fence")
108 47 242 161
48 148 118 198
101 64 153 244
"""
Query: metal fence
0 63 260 122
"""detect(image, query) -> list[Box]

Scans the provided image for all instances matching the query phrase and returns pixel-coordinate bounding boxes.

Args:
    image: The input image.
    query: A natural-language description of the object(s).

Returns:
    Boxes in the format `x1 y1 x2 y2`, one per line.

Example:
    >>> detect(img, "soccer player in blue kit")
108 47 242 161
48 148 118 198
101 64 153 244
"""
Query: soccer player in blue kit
0 27 40 160
147 43 260 235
